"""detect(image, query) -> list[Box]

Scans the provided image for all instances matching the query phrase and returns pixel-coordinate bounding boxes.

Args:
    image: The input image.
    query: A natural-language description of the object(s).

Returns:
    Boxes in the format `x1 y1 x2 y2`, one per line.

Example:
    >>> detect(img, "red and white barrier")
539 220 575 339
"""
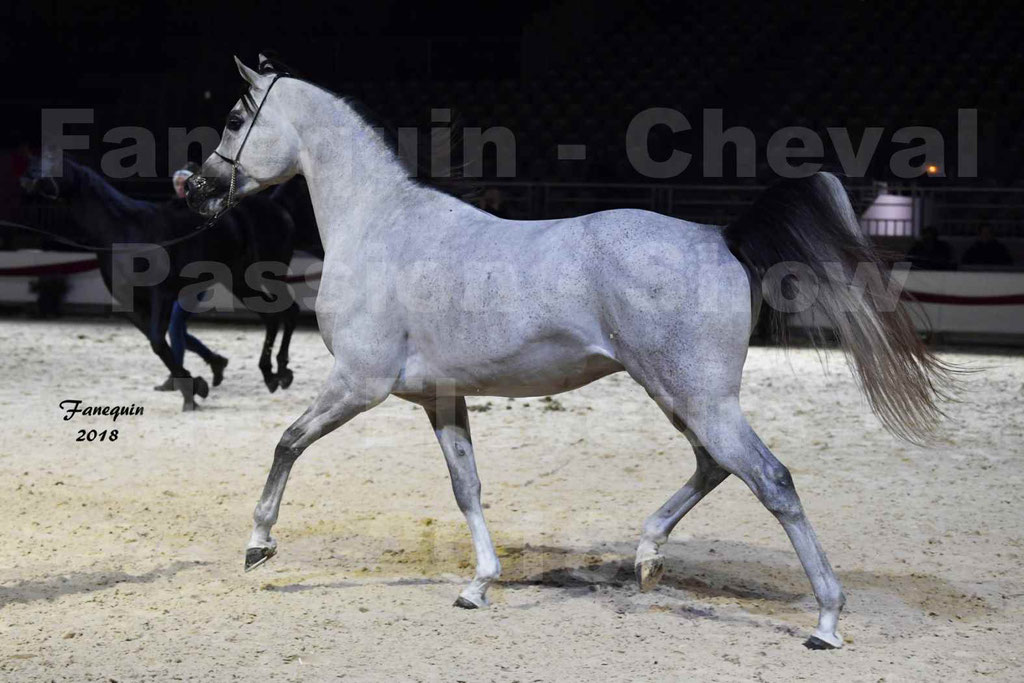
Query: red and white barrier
3 250 1024 338
899 270 1024 336
0 250 323 312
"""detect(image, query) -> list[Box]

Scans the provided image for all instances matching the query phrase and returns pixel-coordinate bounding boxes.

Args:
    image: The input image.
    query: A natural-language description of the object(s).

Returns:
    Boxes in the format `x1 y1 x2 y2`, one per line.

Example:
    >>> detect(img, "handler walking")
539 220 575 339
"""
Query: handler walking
155 164 229 391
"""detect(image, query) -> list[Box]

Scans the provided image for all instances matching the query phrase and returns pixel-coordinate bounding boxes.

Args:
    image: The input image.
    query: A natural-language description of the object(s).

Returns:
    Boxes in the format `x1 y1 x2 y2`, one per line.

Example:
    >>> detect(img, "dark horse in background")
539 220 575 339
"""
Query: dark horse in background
20 156 317 410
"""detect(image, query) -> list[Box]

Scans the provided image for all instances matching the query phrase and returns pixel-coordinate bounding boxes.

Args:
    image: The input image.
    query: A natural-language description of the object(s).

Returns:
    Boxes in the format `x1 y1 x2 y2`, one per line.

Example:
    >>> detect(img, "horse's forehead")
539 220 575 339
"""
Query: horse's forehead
241 78 283 108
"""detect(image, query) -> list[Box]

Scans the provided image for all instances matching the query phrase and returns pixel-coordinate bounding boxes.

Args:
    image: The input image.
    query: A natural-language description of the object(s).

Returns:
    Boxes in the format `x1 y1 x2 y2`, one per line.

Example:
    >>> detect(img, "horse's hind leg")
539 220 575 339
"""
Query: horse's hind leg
258 315 281 392
275 302 299 389
688 399 846 649
635 419 729 591
424 396 500 608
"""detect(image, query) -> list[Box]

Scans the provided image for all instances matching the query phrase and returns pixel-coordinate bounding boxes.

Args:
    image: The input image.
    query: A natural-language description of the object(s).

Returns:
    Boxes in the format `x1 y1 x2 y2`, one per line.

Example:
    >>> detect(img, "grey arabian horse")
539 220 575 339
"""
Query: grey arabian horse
187 56 954 649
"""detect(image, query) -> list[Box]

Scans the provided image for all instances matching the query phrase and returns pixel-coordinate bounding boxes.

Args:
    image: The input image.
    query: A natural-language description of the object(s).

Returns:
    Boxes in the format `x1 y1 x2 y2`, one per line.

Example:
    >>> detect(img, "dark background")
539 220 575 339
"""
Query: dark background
4 0 1022 185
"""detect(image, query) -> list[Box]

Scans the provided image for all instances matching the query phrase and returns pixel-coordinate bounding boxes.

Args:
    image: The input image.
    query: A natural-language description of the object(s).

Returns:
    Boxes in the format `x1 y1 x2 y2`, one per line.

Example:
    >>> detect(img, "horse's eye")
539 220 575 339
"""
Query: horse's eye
226 114 244 132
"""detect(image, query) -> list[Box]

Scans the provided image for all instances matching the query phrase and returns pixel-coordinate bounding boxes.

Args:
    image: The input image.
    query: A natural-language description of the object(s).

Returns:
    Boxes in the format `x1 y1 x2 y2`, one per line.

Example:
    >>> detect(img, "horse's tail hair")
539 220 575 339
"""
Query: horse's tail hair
724 171 959 444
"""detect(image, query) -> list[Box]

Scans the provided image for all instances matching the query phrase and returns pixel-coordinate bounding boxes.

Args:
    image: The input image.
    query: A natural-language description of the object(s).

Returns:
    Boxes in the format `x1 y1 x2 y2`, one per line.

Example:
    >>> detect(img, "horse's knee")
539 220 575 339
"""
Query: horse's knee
758 461 802 519
275 428 305 463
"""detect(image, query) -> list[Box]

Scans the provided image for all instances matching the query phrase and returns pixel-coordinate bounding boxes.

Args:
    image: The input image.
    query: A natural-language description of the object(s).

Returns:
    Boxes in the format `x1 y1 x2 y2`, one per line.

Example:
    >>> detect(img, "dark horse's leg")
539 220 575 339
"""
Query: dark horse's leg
153 300 189 391
231 277 290 393
258 315 281 392
135 297 209 411
274 302 299 390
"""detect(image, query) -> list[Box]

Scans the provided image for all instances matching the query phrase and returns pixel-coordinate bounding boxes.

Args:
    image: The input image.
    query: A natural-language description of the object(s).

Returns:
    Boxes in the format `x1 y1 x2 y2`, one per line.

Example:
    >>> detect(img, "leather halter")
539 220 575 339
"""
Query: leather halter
212 74 283 207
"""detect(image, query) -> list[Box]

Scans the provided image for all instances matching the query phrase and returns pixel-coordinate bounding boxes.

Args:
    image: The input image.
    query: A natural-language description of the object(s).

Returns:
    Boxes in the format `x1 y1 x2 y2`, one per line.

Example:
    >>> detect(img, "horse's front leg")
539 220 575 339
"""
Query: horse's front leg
245 368 386 570
425 396 501 608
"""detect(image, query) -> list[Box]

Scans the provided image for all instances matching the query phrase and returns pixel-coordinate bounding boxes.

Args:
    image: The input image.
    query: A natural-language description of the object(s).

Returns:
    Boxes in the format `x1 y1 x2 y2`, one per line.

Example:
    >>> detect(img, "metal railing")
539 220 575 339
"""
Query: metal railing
8 179 1024 250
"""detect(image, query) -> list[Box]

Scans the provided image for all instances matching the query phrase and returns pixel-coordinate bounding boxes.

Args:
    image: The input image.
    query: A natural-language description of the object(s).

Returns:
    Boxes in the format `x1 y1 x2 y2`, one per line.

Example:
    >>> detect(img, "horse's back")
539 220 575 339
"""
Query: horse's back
483 208 746 317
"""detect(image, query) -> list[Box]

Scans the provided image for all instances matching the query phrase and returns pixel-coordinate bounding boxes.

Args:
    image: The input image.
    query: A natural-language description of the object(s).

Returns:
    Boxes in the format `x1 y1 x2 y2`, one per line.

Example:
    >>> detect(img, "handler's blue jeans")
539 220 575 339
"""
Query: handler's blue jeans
169 292 215 366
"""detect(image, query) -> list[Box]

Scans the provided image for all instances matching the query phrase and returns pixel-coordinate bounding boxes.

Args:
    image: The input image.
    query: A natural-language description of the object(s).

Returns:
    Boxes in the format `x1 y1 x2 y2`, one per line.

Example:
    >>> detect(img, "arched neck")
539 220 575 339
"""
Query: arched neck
287 83 462 252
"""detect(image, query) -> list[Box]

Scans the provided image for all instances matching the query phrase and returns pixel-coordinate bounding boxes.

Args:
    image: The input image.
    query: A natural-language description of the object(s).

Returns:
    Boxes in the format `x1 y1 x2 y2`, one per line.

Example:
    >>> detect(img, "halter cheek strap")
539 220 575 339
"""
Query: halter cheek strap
212 74 283 207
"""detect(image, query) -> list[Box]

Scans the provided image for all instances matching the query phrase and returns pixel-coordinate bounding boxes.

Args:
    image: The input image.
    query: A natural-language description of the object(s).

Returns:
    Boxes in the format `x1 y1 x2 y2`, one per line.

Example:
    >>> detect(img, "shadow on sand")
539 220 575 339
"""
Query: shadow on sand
257 536 989 621
0 560 208 608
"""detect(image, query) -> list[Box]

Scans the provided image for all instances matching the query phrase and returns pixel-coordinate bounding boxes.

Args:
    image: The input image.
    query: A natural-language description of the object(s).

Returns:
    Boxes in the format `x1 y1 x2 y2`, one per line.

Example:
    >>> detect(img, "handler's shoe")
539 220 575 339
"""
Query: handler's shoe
153 375 175 391
208 355 229 387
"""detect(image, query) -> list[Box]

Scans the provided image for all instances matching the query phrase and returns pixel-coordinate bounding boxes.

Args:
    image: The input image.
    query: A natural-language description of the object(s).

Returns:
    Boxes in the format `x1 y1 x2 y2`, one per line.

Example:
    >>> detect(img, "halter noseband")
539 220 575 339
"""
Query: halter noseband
212 74 283 207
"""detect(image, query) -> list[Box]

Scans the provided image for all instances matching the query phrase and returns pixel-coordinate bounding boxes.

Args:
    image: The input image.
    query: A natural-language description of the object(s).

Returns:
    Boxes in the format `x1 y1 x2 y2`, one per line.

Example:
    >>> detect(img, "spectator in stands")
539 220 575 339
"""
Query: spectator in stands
906 226 954 270
961 225 1014 267
478 187 510 218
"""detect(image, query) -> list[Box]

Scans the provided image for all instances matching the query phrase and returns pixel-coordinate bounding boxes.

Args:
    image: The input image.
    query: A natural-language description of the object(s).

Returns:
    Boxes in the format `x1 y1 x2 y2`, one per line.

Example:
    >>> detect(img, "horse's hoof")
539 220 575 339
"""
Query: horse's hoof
182 401 197 412
245 546 276 572
210 356 228 387
265 376 280 393
635 555 665 592
194 376 210 399
453 595 482 609
804 632 843 650
277 369 294 389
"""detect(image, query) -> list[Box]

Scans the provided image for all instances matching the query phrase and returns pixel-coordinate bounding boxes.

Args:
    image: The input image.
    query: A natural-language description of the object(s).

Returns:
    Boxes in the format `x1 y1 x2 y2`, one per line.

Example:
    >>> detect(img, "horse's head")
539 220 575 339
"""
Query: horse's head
19 155 70 200
187 55 301 216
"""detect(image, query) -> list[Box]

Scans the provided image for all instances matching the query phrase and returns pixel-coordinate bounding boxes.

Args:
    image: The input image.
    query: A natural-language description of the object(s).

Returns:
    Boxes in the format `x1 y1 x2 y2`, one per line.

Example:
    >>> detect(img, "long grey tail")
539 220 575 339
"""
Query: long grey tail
725 172 958 443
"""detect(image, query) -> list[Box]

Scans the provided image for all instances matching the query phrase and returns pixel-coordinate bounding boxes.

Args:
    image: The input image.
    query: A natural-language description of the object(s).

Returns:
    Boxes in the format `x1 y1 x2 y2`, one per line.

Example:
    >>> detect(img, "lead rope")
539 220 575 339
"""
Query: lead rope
0 202 234 253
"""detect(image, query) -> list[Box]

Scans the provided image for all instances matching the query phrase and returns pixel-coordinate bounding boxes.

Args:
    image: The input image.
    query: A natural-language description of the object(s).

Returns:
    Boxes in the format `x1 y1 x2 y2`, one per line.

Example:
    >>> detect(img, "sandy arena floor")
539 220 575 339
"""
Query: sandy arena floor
0 318 1021 681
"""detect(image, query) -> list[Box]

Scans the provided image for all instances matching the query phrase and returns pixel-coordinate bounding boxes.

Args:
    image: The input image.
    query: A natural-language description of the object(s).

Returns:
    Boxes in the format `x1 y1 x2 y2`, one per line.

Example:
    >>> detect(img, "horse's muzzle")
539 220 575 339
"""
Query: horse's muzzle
185 174 226 213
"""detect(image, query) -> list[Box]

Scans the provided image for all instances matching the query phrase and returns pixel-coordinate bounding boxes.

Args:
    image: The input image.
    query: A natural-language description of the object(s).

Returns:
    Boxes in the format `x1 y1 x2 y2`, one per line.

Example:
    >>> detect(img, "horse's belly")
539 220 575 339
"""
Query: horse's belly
395 343 623 398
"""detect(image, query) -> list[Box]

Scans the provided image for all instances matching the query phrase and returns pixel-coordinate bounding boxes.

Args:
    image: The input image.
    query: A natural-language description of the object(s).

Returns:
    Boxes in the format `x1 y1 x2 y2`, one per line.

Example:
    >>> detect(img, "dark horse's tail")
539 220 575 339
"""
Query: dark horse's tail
725 172 957 443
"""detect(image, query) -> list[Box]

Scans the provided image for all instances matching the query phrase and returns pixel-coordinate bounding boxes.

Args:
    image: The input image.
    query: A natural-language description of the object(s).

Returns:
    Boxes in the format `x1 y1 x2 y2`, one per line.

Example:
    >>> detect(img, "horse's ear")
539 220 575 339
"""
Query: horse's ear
258 53 270 70
234 55 260 85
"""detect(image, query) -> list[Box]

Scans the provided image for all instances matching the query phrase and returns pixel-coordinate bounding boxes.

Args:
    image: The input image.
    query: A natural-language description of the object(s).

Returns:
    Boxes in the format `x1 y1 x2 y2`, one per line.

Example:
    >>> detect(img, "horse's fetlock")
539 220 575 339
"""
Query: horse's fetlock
479 562 501 581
